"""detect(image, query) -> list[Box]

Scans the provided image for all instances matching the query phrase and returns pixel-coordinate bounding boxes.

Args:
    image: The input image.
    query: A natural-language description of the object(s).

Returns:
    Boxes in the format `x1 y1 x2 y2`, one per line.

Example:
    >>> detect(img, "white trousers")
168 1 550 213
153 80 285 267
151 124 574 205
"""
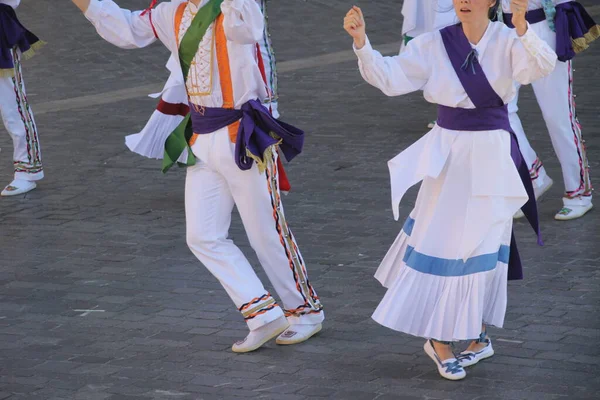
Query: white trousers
256 0 279 118
0 49 43 181
508 21 591 206
186 128 323 330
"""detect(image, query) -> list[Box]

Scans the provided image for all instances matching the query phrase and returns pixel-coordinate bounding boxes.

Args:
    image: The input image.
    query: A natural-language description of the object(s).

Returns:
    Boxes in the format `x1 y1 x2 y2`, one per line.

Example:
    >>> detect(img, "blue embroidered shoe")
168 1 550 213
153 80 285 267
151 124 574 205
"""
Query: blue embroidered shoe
457 332 495 368
423 340 466 381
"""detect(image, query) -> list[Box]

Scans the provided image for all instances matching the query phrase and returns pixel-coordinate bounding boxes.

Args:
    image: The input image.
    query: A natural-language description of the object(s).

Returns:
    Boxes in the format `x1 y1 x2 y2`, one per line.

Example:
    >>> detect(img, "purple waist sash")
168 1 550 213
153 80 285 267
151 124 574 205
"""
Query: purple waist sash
0 4 43 73
504 2 600 61
437 104 511 133
189 99 304 170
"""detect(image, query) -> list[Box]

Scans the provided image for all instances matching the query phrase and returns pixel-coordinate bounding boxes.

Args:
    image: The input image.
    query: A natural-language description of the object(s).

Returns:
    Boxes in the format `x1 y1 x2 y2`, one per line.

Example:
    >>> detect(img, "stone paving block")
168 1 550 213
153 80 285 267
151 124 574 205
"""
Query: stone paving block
103 394 153 400
375 395 424 400
256 394 306 400
26 387 79 400
0 383 38 394
71 393 112 400
329 391 377 400
32 361 84 374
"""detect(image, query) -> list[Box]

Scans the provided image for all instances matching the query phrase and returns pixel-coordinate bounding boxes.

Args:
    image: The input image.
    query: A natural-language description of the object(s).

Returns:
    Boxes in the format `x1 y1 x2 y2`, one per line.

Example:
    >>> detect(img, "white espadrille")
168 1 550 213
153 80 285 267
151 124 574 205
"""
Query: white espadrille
423 340 466 381
232 316 289 353
276 323 322 345
1 179 36 196
555 203 593 220
458 337 495 368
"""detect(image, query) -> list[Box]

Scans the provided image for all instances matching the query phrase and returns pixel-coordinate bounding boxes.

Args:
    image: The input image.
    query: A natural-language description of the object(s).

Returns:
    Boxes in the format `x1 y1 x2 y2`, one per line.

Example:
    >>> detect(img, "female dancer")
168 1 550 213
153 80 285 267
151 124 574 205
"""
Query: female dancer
345 0 556 380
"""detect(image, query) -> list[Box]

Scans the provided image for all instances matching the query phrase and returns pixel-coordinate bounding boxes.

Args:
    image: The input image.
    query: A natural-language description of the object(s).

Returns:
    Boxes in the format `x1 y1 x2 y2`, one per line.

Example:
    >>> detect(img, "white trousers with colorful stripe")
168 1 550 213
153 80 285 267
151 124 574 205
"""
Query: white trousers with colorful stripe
0 49 43 181
508 21 591 207
186 128 323 330
256 0 279 118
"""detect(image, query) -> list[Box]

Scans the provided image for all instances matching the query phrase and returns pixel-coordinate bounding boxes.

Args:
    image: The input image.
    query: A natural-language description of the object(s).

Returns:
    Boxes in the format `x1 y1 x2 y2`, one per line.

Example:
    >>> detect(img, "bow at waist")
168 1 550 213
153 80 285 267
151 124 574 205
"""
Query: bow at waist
188 99 305 171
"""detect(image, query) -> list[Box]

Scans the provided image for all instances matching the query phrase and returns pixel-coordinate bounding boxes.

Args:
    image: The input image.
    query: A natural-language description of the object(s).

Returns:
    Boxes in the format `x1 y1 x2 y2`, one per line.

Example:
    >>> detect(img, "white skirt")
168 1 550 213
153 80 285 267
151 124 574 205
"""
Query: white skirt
373 126 528 342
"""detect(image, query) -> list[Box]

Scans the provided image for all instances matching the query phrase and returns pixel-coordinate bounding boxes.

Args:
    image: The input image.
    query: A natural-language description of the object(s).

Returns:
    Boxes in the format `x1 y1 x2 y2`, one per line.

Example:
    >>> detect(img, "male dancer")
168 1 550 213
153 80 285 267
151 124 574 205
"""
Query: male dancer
501 0 598 220
0 0 44 196
125 0 291 191
71 0 323 352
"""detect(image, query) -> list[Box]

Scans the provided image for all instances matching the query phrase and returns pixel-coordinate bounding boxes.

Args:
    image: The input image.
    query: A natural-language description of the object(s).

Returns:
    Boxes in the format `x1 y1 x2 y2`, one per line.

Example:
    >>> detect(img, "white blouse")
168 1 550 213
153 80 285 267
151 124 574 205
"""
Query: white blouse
353 22 557 259
354 21 557 109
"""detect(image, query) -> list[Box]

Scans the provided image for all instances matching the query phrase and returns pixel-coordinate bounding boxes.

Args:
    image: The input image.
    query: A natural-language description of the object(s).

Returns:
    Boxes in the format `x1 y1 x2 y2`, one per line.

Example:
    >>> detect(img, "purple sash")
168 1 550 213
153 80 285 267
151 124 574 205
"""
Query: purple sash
439 23 543 281
189 99 304 170
554 2 600 61
0 4 43 73
504 2 600 61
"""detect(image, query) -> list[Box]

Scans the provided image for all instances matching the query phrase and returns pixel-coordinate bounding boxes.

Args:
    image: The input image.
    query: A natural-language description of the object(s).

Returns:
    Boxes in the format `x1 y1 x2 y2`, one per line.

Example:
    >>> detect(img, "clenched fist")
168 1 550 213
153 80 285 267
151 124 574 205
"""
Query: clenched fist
344 6 366 49
510 0 529 36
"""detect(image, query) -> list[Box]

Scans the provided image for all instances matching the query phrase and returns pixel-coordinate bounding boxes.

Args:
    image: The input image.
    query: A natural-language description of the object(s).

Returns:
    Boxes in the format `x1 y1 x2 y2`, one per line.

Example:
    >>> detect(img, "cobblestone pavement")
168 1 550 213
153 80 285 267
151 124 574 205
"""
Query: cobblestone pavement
0 1 599 399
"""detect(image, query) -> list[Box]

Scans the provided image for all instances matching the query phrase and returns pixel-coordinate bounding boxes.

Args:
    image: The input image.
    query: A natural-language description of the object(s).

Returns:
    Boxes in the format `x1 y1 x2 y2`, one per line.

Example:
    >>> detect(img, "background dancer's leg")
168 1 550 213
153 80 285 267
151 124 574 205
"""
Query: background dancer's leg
531 60 593 220
0 49 43 196
508 88 552 193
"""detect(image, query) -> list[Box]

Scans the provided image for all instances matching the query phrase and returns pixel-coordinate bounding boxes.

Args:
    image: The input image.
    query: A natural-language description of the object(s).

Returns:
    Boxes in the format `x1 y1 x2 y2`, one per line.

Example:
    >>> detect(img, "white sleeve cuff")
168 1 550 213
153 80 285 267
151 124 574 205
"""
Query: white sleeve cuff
223 0 245 12
353 36 374 64
84 0 105 20
518 23 544 56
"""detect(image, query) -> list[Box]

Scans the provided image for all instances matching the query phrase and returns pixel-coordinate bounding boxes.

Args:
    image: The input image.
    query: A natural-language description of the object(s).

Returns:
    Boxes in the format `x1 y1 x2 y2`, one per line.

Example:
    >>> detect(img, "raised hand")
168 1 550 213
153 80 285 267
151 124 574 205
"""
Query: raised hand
344 6 366 49
510 0 529 36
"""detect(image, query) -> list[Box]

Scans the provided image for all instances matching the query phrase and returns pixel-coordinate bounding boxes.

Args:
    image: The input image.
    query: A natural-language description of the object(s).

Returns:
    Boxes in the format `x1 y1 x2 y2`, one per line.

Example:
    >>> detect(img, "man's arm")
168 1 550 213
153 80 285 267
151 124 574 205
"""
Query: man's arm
70 0 159 50
222 0 264 44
